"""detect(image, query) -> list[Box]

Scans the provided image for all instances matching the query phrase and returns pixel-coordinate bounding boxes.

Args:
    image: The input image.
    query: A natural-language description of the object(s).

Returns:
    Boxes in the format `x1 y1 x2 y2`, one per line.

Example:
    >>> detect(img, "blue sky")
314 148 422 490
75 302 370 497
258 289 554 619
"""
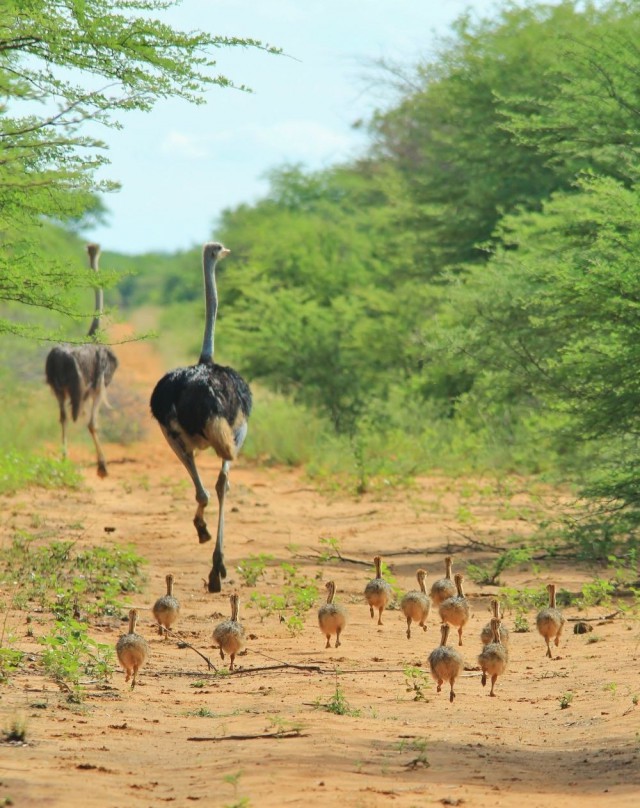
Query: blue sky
90 0 501 254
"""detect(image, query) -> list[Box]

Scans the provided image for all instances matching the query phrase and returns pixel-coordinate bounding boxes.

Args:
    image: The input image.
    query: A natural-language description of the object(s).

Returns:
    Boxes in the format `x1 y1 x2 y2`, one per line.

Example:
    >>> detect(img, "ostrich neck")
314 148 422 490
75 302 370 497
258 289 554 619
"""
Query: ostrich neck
87 253 103 338
199 252 218 363
87 286 103 338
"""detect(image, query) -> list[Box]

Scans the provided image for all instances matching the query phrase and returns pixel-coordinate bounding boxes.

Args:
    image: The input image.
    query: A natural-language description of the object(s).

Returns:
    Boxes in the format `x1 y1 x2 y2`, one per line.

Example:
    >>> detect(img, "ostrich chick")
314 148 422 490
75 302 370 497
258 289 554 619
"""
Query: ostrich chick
400 569 430 639
212 593 245 671
318 580 347 648
430 556 457 606
428 623 464 703
116 609 149 689
481 599 510 647
152 573 180 639
478 618 508 696
364 555 393 626
536 583 565 658
438 573 470 646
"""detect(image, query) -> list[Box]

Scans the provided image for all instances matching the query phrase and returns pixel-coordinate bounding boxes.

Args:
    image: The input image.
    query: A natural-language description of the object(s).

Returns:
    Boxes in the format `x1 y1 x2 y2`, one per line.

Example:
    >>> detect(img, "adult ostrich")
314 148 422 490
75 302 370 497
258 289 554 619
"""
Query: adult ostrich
45 243 118 477
150 242 252 593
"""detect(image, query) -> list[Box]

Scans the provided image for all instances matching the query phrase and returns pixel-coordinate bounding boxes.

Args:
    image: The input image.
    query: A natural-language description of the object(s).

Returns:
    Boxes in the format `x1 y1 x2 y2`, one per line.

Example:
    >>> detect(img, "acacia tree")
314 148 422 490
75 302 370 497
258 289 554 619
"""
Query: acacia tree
0 0 276 337
436 1 640 553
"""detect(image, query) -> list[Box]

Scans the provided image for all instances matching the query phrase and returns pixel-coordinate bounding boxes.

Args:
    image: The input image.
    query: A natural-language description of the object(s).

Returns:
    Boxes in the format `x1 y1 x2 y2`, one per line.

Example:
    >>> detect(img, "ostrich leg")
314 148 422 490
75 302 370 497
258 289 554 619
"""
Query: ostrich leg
208 460 230 593
87 391 108 477
159 426 212 543
207 422 247 592
56 394 68 458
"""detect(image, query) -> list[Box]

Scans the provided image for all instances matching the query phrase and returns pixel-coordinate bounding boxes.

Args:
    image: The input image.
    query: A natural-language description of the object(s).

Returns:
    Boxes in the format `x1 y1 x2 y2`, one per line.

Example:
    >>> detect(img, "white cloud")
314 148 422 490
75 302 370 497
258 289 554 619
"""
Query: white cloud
202 120 357 163
252 121 354 160
160 131 210 159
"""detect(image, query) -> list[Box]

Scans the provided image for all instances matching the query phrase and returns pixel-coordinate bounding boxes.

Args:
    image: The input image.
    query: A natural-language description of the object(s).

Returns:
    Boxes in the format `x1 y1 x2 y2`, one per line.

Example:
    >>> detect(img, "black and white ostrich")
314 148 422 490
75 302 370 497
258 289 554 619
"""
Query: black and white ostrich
45 243 118 477
150 242 252 593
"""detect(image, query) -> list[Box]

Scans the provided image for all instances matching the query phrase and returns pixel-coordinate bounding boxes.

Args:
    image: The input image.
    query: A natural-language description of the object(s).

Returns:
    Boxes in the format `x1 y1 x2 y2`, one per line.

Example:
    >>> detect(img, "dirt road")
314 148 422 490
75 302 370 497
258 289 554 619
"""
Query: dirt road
1 329 639 807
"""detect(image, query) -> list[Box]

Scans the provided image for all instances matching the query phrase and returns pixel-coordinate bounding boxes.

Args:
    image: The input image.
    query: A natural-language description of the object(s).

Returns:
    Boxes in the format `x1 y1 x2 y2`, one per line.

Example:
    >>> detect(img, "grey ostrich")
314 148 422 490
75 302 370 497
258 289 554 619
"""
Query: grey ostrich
150 242 252 593
45 243 118 477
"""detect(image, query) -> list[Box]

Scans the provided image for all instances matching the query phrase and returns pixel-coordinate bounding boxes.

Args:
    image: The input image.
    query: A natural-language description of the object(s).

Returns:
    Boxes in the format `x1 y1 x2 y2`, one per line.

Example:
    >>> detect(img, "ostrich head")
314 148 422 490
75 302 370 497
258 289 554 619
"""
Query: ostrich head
86 243 100 262
203 242 231 262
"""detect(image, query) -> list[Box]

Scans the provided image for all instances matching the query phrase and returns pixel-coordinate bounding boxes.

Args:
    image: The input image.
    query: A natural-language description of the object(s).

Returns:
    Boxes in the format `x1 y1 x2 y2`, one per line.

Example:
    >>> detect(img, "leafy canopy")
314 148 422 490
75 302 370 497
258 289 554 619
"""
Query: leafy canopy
0 0 278 337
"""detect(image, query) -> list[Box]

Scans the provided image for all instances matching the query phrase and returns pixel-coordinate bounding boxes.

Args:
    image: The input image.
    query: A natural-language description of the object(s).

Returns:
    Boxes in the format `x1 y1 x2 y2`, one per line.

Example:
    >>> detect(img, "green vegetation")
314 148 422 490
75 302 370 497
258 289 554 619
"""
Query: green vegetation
247 561 319 636
0 0 277 339
0 451 82 496
465 548 533 587
98 0 640 556
0 535 146 616
315 675 360 717
396 737 430 769
39 618 113 699
4 1 640 567
236 554 273 587
0 536 146 695
222 770 252 808
559 692 574 710
403 666 432 702
185 707 216 718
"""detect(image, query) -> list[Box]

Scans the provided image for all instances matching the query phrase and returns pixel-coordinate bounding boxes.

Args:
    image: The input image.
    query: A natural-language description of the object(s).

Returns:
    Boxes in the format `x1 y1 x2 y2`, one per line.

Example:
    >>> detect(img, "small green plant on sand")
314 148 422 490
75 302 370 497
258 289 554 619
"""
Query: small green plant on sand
318 536 342 563
403 666 432 702
578 579 615 609
559 691 574 709
222 770 251 808
466 548 532 586
500 585 548 612
185 707 215 717
248 562 318 635
396 737 430 769
236 554 273 587
315 673 360 717
0 601 23 682
39 618 114 700
265 715 304 736
513 612 529 632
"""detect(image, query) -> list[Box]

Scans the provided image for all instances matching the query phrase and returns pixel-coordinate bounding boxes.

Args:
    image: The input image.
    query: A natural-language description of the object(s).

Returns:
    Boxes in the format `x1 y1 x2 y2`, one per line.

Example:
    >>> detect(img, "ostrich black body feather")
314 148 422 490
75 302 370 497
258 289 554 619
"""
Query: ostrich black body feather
46 344 118 421
150 362 252 453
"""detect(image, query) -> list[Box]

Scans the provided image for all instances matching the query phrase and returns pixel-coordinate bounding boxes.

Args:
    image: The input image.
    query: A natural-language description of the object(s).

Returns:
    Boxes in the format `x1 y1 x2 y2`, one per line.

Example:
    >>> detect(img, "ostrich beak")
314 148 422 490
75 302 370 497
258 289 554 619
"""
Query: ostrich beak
220 248 231 259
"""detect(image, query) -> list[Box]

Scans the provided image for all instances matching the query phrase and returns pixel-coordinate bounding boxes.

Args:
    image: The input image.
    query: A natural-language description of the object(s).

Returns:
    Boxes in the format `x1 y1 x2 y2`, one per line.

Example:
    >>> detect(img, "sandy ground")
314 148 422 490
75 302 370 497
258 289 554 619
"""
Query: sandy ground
1 329 639 808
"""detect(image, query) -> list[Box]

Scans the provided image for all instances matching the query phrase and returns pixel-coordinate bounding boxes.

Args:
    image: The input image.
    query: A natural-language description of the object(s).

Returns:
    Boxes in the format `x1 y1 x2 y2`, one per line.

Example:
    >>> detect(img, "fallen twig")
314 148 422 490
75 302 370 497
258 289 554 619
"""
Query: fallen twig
445 525 507 553
188 730 306 741
567 610 622 622
232 663 326 675
167 629 217 670
302 548 371 566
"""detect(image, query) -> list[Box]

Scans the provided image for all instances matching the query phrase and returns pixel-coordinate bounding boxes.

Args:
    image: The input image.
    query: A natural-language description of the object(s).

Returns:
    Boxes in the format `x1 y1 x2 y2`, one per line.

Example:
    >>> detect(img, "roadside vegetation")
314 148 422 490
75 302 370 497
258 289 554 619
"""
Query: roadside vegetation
3 1 640 572
0 534 146 696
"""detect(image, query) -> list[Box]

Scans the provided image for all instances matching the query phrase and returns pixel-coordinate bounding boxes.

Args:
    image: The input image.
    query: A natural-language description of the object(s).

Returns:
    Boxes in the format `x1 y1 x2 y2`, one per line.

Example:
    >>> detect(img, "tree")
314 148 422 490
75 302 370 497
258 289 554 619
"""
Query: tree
0 0 277 337
217 164 428 435
366 1 599 276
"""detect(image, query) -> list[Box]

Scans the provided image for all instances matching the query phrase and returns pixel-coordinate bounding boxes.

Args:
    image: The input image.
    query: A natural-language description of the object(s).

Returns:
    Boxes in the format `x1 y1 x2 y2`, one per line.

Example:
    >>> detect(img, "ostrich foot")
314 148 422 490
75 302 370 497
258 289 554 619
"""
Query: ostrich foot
97 461 108 478
207 560 227 593
194 516 212 543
